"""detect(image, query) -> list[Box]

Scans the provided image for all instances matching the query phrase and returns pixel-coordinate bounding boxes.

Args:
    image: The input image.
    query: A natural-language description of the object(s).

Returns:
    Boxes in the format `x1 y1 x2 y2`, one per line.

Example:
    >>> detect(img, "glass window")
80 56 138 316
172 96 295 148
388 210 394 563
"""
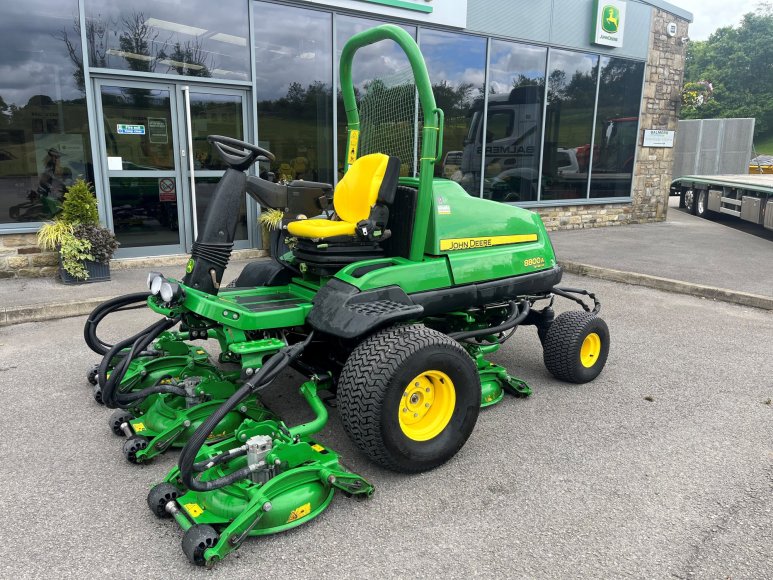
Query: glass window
420 29 485 195
590 57 644 198
541 49 599 202
483 41 547 203
100 85 175 170
0 0 93 226
253 2 333 185
108 176 179 247
336 16 416 180
85 0 250 80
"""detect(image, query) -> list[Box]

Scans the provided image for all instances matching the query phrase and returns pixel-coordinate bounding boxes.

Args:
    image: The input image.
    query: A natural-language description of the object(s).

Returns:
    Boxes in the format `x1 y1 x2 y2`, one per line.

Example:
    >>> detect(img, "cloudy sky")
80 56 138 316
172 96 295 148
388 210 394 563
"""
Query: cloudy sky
673 0 766 40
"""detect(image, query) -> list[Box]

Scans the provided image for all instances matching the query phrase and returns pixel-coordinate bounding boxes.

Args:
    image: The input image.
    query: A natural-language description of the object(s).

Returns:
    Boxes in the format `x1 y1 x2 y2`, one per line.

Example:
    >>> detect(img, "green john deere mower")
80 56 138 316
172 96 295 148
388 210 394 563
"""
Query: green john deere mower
88 24 609 566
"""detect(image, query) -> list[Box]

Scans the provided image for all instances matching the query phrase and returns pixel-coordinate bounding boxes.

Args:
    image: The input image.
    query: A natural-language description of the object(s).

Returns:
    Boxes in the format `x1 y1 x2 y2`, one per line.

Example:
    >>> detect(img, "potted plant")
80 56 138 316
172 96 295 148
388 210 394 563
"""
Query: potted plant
37 178 119 284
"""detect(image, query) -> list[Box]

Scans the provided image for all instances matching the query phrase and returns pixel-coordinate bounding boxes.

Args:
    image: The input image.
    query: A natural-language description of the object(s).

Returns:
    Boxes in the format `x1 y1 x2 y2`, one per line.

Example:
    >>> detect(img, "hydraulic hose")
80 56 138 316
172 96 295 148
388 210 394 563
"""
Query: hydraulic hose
552 286 601 314
449 300 531 342
178 333 313 493
84 292 152 356
99 316 181 409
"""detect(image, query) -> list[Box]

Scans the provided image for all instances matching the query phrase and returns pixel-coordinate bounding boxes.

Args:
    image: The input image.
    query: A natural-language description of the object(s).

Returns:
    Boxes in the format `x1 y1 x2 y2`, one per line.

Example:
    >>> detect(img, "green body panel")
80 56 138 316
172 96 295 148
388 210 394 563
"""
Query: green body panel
425 179 557 284
335 256 452 293
148 284 314 332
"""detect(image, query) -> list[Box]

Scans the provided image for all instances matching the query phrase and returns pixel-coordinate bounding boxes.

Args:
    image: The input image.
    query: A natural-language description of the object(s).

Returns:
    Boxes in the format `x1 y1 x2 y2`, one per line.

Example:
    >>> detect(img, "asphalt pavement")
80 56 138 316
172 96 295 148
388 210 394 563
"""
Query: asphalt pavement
1 274 771 579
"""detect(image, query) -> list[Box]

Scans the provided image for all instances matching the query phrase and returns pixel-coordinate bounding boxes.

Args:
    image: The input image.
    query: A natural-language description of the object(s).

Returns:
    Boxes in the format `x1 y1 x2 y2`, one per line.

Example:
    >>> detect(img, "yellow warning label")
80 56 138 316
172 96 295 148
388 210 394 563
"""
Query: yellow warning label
286 502 312 523
347 130 359 165
439 234 538 252
311 444 325 452
132 422 146 433
184 503 204 518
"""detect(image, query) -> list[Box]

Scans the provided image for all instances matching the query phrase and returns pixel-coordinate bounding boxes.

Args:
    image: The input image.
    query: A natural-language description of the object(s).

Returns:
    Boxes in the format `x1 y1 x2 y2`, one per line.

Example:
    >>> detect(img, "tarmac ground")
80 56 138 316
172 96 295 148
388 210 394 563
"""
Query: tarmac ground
1 274 771 579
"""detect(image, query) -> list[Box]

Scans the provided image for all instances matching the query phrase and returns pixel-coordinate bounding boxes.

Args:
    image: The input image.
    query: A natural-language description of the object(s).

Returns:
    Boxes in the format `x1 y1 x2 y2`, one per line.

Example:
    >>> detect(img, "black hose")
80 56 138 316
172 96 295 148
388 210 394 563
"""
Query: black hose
552 286 601 314
178 333 313 492
449 300 530 342
84 292 151 356
100 317 181 409
193 447 248 472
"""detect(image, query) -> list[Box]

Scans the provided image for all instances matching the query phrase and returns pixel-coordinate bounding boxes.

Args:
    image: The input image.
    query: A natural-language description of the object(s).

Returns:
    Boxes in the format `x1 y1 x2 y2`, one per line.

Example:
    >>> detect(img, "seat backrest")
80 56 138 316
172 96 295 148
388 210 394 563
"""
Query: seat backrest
334 153 399 223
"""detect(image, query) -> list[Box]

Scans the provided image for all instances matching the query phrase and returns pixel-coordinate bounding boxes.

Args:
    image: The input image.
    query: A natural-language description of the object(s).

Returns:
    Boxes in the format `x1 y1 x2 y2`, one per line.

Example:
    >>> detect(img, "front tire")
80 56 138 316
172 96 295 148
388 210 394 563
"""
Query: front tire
337 324 480 473
543 311 609 384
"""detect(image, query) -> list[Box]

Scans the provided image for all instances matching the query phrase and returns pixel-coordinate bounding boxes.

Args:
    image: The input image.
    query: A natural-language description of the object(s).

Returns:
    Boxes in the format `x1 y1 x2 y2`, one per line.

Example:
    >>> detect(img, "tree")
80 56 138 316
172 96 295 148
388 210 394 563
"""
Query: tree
682 4 773 135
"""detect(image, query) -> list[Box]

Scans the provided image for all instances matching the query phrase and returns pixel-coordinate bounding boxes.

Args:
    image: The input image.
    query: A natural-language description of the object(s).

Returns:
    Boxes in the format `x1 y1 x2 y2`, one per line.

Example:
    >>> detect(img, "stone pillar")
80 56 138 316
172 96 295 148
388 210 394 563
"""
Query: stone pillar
631 8 690 223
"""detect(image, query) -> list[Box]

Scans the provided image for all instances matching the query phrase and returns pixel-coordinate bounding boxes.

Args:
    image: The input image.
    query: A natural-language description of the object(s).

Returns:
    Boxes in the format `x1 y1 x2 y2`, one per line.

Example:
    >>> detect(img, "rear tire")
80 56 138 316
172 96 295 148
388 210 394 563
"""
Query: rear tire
337 324 480 473
543 311 609 384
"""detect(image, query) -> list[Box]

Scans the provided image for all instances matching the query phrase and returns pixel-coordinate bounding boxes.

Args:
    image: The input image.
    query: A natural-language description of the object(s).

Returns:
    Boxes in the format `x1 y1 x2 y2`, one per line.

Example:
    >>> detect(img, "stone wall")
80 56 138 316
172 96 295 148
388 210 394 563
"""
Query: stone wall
0 233 58 279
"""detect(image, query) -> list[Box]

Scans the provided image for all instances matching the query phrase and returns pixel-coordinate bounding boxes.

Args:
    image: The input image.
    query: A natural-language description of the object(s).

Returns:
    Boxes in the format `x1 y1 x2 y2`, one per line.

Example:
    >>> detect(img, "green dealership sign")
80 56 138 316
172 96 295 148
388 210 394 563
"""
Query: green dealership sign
593 0 626 48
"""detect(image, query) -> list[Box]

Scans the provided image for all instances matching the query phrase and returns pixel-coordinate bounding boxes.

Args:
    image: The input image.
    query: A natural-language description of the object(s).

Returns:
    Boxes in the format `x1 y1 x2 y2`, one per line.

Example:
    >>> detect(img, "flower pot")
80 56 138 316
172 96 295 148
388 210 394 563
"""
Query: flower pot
59 258 111 284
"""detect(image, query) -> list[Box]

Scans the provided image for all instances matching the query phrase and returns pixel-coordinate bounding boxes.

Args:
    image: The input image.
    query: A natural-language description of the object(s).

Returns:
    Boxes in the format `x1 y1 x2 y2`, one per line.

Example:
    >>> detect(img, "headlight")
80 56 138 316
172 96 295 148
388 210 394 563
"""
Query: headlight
147 271 162 291
150 275 164 295
159 281 179 303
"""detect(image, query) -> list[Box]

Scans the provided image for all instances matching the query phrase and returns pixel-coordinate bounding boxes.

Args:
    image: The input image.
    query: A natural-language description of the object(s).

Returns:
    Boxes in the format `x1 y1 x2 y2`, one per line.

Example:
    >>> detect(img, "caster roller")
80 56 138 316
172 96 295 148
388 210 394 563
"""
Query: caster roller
123 435 149 464
147 483 181 518
108 410 134 436
93 383 103 405
182 524 219 566
87 364 99 386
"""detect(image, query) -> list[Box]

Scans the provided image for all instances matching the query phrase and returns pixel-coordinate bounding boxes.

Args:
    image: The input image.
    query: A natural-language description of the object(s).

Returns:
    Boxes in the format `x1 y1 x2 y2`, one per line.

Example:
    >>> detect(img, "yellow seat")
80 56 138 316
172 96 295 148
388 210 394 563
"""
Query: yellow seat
287 153 397 240
286 219 356 238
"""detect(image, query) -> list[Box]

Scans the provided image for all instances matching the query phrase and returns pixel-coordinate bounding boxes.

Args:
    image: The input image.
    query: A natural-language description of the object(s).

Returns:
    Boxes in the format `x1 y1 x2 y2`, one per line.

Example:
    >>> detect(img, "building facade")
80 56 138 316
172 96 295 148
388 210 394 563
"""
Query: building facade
0 0 691 277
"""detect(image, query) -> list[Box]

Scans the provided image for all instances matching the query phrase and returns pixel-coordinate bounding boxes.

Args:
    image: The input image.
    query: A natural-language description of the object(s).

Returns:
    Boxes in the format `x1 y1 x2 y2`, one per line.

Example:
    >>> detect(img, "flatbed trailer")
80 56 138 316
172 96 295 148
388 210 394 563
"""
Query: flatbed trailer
670 174 773 231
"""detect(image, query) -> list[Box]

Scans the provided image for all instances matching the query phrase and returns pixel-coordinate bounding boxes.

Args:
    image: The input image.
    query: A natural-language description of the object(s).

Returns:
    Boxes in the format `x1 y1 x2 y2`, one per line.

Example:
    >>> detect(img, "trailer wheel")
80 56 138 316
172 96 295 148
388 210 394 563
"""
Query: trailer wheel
543 311 609 384
684 189 697 214
337 324 480 473
695 189 709 218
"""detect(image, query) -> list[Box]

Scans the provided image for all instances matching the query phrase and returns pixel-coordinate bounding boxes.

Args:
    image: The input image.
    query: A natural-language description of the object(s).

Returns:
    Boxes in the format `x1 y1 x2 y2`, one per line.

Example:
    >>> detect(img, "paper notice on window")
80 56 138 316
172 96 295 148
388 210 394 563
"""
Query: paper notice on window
107 156 123 171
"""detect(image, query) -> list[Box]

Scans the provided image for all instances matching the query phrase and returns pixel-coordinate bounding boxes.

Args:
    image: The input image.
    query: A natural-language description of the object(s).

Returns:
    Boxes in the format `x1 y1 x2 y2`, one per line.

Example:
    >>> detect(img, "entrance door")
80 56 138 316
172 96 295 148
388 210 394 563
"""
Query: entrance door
94 79 250 256
176 86 251 251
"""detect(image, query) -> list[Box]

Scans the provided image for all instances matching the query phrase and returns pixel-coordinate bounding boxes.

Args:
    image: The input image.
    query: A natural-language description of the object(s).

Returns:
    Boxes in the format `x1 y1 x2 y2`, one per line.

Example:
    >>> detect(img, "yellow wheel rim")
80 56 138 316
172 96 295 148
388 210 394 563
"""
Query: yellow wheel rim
398 370 456 442
580 332 602 368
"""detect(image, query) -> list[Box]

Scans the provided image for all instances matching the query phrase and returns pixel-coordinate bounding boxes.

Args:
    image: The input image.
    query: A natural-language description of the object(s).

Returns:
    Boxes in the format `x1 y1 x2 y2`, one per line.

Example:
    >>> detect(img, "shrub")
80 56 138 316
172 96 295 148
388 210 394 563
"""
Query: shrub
73 223 119 264
60 178 99 225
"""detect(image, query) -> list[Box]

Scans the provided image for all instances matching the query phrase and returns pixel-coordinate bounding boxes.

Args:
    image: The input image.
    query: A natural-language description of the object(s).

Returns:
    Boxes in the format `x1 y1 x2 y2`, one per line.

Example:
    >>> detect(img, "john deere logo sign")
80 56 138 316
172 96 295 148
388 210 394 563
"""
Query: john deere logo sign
593 0 626 48
602 5 620 33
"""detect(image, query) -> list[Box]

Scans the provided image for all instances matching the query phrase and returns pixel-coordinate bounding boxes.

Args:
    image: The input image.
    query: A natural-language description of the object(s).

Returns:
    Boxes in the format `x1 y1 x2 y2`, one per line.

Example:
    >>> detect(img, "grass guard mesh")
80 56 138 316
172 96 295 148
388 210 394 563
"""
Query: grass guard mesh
357 65 422 177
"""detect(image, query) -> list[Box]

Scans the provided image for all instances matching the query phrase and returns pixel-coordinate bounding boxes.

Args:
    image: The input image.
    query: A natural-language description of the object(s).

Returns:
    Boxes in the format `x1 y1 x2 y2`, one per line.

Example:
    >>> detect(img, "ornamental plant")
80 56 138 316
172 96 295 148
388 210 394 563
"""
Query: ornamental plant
682 80 714 109
37 178 119 280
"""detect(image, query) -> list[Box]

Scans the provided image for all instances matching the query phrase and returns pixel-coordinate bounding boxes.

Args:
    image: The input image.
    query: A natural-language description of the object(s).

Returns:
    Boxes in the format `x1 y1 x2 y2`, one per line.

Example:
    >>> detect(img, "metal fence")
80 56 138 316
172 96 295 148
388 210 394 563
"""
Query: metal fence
672 118 755 177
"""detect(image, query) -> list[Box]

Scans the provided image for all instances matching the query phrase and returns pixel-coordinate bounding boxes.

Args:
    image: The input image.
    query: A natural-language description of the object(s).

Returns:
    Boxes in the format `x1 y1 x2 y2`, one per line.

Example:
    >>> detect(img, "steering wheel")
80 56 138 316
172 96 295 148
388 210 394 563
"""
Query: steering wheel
207 135 275 171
